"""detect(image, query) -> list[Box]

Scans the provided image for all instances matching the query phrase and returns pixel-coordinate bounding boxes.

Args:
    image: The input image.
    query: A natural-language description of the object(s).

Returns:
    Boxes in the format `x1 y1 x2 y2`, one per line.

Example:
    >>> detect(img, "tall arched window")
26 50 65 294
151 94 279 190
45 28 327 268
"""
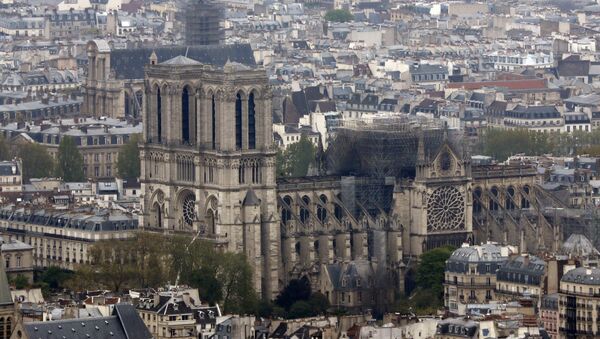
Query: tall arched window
156 86 162 143
235 92 242 149
124 92 130 117
248 92 256 149
182 86 190 144
211 94 216 149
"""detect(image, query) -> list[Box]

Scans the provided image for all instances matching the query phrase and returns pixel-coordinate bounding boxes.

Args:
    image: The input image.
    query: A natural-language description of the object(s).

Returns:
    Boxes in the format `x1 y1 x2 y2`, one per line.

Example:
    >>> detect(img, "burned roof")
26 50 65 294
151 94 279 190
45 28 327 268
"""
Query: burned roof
109 44 256 80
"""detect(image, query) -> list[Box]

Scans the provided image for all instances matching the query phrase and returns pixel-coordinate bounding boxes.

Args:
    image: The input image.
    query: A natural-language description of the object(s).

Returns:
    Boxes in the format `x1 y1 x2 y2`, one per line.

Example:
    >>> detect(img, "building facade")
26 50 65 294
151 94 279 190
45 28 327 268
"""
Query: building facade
444 243 516 315
559 267 600 339
139 56 279 298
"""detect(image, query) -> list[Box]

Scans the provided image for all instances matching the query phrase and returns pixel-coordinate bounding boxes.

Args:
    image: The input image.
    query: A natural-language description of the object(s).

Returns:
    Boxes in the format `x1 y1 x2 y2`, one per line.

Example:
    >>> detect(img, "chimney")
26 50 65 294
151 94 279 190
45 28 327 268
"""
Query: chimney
80 126 87 134
41 96 49 105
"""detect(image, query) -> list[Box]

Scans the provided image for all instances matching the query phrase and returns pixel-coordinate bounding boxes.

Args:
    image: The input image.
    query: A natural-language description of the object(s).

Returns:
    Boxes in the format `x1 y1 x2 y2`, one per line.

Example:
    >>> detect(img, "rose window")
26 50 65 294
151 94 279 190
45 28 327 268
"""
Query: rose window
182 194 196 226
427 186 465 231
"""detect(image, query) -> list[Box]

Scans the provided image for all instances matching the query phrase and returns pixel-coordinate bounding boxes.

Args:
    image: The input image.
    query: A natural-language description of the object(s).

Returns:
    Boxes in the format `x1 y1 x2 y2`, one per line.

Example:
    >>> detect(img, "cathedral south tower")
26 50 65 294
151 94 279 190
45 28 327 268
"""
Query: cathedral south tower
140 54 280 299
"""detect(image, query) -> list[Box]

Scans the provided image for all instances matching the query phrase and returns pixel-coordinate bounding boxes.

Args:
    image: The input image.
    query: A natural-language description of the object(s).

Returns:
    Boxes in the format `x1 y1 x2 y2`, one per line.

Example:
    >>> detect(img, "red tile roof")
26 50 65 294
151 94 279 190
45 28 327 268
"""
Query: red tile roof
447 79 547 90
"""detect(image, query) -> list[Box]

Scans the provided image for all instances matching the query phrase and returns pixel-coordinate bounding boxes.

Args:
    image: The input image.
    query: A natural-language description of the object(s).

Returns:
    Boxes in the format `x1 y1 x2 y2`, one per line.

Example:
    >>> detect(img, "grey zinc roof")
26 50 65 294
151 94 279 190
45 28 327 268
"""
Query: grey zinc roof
0 256 12 306
23 304 151 339
160 55 202 65
562 234 600 257
109 44 257 80
0 161 19 176
242 189 260 206
448 243 508 263
562 267 600 285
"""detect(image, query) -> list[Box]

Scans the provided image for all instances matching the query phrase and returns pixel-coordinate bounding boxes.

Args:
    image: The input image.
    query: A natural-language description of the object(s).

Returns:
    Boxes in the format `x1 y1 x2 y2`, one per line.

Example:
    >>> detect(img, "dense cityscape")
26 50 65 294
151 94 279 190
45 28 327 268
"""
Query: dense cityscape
0 0 599 338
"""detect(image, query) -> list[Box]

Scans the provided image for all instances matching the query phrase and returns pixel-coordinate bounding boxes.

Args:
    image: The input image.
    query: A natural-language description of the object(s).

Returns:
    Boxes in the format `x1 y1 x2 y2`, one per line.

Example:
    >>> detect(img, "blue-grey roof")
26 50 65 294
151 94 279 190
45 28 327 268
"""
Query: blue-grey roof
446 243 512 274
108 44 256 80
562 267 600 285
497 255 545 285
23 304 151 339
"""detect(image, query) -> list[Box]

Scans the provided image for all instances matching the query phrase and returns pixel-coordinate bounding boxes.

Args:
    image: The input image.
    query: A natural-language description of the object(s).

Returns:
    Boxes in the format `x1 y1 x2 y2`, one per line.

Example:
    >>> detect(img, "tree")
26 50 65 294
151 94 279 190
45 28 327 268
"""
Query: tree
415 246 454 301
324 9 353 23
218 253 258 314
37 266 74 290
16 143 54 182
288 301 313 319
275 276 311 310
309 292 330 315
11 274 29 290
117 134 141 178
55 136 85 181
480 128 554 161
278 136 316 177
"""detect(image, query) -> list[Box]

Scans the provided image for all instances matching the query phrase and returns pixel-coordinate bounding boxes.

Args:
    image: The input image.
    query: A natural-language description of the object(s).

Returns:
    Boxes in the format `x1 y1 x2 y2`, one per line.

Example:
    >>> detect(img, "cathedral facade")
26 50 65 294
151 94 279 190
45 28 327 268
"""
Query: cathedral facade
138 52 559 309
139 56 280 299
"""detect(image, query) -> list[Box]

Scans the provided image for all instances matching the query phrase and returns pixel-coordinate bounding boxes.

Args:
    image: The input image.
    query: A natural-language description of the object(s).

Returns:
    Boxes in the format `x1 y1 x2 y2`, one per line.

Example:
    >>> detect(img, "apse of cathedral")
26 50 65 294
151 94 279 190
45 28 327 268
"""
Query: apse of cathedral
132 42 560 311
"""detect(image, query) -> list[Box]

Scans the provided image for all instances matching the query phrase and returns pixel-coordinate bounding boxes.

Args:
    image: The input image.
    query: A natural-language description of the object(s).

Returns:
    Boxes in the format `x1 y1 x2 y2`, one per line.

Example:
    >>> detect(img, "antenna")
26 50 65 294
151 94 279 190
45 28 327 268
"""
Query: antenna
174 228 202 286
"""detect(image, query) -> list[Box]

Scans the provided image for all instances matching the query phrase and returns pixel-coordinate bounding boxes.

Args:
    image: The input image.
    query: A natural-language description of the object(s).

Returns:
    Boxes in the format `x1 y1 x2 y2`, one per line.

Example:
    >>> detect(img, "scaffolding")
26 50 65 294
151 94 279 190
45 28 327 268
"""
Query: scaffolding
184 0 224 46
326 115 457 179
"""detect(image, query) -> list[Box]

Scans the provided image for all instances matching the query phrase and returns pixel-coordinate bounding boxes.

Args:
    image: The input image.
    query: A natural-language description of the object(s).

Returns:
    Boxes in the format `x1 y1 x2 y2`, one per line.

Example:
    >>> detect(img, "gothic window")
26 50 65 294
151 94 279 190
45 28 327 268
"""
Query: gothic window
489 187 499 211
506 186 515 210
156 86 162 143
235 92 242 149
211 94 216 149
281 196 292 225
238 162 245 184
181 193 196 226
248 92 256 149
317 194 327 222
176 155 194 182
521 185 530 208
182 86 191 144
300 195 310 224
427 186 465 232
473 187 482 214
124 91 130 117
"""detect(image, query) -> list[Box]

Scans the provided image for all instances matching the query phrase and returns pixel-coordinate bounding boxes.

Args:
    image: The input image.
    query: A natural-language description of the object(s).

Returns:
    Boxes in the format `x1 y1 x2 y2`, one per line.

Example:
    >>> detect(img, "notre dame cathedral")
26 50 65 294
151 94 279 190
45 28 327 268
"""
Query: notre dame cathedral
134 43 558 310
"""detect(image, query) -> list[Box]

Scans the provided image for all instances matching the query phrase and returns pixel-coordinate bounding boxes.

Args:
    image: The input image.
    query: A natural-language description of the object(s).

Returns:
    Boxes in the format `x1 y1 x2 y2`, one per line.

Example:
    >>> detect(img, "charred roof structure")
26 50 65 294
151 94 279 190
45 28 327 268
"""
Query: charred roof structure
183 0 224 46
326 116 460 178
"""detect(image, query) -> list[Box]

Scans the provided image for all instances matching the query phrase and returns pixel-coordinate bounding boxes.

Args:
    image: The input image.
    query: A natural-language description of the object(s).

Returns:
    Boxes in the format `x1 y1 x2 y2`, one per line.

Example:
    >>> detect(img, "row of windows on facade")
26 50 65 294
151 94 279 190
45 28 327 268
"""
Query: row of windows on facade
83 165 113 177
153 88 257 150
4 255 22 268
412 73 447 81
83 152 114 163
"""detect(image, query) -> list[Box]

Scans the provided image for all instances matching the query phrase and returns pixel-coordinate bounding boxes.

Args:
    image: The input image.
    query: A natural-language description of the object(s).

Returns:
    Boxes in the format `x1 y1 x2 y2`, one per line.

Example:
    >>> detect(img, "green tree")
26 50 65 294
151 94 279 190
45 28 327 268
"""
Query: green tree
324 9 353 22
55 136 85 181
219 253 258 314
288 300 313 319
11 274 29 290
480 128 554 161
279 136 316 177
16 143 54 182
37 266 74 290
275 276 311 310
117 134 141 179
415 246 454 300
309 292 330 315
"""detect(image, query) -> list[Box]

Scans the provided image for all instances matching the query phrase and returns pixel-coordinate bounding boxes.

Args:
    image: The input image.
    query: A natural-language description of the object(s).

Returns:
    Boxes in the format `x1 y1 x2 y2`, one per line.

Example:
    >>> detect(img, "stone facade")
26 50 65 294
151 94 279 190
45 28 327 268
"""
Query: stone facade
138 54 561 308
140 57 279 299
